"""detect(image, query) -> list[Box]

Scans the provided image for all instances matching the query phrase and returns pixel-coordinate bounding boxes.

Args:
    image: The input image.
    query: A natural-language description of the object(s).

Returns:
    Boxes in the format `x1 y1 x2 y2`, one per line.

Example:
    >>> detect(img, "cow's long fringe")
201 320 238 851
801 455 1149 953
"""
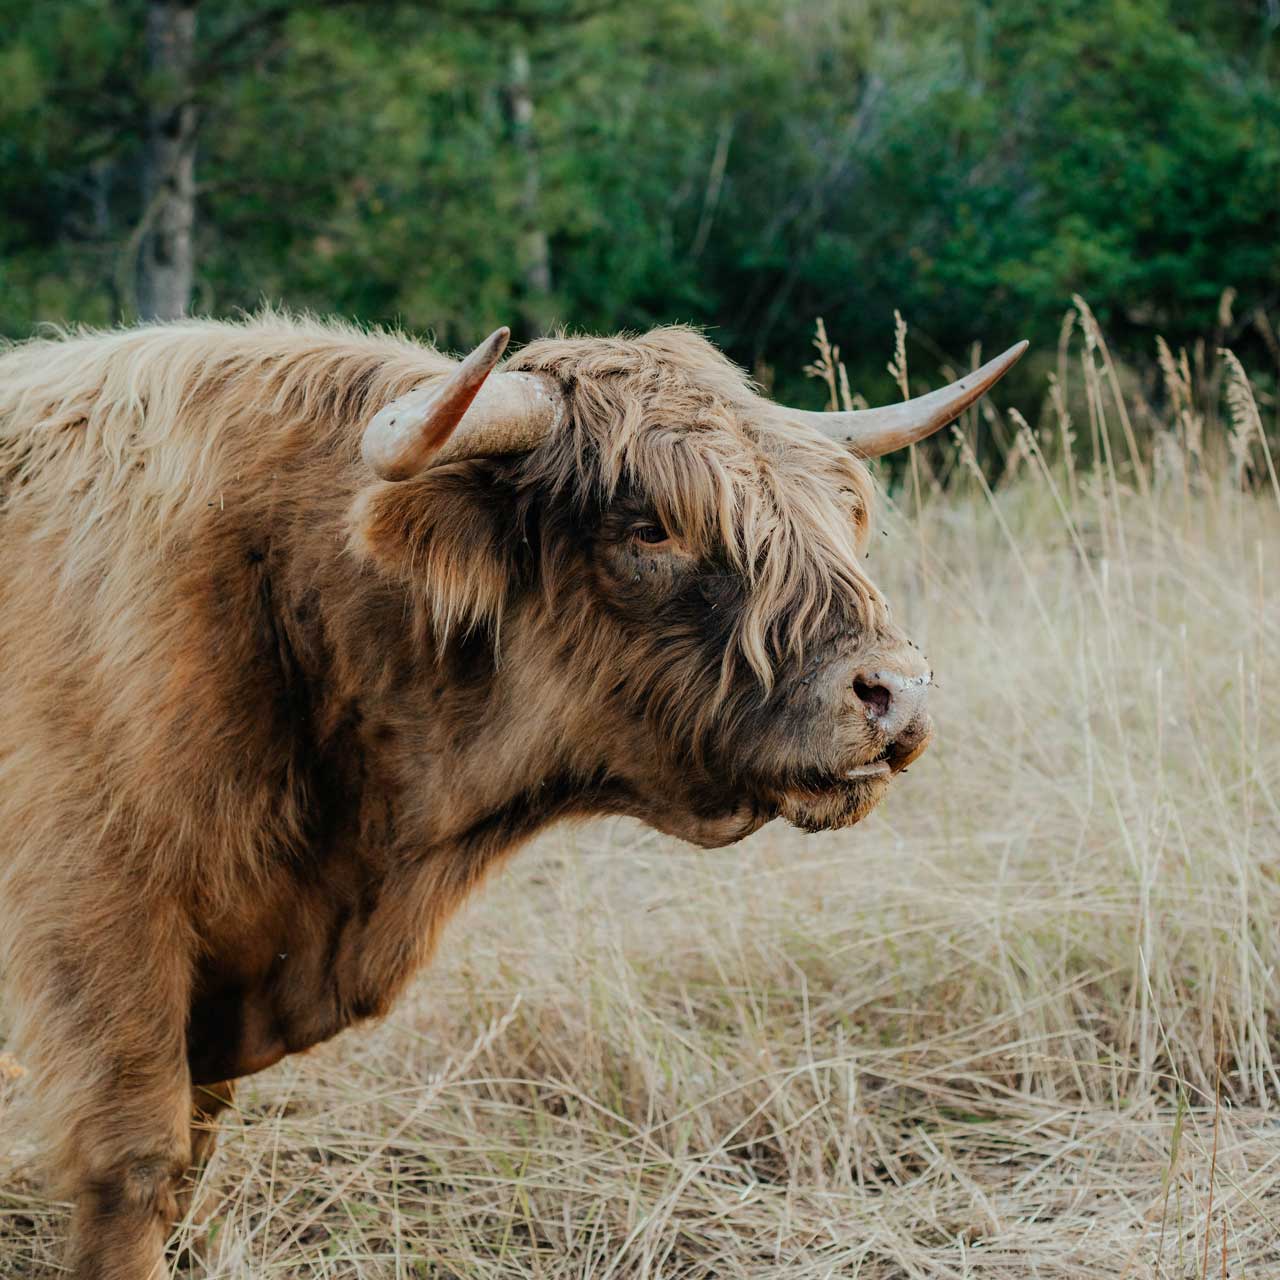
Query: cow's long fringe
509 327 884 701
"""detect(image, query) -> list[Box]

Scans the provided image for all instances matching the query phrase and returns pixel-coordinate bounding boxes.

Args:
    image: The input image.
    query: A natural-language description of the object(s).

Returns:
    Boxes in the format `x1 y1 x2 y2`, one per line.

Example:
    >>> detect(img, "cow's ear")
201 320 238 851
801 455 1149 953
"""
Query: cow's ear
349 462 519 641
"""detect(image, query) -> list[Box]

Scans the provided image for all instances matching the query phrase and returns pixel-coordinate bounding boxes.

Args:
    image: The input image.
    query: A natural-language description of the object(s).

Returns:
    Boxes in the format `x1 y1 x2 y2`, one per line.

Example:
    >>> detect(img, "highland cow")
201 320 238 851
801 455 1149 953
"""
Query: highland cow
0 315 1023 1278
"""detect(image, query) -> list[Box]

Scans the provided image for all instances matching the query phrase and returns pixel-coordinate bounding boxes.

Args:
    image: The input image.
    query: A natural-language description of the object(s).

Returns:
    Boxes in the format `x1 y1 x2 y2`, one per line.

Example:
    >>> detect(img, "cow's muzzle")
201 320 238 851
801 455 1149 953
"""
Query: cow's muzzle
849 667 933 773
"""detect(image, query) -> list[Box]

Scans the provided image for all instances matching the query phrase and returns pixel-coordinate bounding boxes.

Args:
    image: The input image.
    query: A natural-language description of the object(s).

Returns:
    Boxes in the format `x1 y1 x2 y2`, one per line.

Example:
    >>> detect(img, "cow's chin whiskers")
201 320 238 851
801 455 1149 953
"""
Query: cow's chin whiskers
775 773 892 833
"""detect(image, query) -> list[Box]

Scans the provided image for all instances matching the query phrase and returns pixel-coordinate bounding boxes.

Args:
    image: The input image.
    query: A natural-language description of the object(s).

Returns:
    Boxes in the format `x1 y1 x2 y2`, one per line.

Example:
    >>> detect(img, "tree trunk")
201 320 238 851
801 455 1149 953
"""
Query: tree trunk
138 0 198 322
507 43 553 339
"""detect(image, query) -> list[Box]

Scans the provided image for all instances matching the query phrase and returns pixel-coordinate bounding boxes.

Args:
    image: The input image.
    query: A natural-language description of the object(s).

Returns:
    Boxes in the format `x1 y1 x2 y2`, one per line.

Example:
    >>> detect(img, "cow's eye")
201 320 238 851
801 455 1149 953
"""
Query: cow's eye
630 520 670 546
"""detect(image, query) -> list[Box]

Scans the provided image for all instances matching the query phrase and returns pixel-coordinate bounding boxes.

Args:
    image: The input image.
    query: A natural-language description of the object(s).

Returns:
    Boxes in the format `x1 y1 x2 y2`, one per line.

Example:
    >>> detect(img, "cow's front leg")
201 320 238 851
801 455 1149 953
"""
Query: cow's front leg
166 1080 236 1269
63 1035 195 1280
62 998 195 1280
6 888 195 1280
188 1079 236 1172
176 1079 236 1231
72 1149 188 1280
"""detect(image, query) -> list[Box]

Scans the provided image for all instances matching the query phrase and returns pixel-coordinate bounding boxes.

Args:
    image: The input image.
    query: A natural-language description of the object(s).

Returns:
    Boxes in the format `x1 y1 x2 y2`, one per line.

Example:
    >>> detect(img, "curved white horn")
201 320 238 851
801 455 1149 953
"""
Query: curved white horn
361 326 563 481
785 340 1028 458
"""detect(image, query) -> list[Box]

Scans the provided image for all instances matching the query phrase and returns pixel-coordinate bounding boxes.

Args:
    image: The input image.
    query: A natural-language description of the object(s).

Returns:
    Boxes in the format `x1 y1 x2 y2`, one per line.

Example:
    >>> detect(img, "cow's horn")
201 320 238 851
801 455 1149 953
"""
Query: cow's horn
362 327 563 481
785 340 1028 458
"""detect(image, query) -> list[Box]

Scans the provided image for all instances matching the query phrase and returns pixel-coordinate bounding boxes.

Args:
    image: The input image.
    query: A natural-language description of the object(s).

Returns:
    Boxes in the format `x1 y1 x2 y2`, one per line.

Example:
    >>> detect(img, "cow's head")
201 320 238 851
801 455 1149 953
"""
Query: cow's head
354 326 1024 846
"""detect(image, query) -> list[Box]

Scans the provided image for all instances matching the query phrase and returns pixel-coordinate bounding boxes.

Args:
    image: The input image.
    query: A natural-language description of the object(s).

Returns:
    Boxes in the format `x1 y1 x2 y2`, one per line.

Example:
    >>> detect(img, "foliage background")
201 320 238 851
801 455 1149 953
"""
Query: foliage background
2 0 1278 409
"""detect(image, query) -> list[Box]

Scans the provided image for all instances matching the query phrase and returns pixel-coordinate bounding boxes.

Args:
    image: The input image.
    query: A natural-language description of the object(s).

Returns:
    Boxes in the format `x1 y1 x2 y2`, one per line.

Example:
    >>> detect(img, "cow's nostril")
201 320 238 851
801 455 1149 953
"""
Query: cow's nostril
852 677 892 720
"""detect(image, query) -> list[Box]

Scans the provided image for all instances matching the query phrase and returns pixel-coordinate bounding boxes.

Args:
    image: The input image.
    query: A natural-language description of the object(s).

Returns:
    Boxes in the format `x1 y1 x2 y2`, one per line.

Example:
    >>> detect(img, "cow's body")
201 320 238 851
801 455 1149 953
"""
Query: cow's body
0 314 1016 1278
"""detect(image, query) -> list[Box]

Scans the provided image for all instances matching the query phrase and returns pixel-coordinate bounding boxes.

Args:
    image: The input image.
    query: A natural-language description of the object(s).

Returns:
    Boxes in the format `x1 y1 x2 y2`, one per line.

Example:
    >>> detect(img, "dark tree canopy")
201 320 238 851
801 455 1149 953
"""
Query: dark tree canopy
1 0 1277 403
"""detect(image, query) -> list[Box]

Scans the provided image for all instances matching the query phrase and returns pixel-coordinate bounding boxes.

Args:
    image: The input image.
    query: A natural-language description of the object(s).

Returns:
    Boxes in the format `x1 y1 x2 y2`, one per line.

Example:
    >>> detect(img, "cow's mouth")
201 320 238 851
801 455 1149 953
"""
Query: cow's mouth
773 764 892 833
661 730 932 845
843 758 893 780
771 731 931 833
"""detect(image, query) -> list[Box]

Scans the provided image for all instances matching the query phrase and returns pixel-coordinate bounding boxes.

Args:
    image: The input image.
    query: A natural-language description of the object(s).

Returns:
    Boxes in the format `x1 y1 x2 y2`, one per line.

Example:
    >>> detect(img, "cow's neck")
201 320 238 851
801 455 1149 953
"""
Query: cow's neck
186 538 601 1087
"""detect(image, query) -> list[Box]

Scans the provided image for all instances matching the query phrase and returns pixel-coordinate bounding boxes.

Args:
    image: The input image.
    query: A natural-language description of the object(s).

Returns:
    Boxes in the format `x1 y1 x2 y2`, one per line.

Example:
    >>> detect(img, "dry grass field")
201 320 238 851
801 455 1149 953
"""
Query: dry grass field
3 307 1279 1277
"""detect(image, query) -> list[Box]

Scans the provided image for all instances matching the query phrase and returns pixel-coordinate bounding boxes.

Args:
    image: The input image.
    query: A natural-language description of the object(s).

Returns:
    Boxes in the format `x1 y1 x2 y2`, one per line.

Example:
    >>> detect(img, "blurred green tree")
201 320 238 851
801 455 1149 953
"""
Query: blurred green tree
0 0 1276 397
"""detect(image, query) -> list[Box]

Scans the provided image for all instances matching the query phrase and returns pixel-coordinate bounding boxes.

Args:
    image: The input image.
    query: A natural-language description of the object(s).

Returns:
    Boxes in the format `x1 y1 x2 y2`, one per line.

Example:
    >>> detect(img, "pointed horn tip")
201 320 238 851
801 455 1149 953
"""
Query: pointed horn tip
454 326 511 373
996 339 1029 372
483 326 511 355
977 339 1029 378
955 339 1029 393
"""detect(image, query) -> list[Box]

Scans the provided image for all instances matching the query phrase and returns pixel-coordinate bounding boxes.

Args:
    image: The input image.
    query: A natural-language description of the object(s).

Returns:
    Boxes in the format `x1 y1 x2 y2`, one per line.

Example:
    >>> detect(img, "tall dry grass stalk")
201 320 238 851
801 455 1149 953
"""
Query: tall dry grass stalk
2 312 1279 1278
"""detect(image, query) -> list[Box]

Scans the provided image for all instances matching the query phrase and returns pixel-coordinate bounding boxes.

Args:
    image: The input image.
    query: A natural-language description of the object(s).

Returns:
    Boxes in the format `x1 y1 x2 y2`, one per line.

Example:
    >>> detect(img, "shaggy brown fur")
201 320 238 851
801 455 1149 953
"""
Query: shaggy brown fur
0 313 931 1278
